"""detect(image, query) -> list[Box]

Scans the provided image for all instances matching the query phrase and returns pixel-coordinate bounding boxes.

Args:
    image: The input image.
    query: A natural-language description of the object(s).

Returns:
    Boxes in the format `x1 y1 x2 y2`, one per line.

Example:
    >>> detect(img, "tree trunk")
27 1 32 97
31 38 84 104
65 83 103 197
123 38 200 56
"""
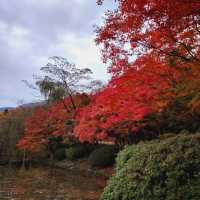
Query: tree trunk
22 149 26 169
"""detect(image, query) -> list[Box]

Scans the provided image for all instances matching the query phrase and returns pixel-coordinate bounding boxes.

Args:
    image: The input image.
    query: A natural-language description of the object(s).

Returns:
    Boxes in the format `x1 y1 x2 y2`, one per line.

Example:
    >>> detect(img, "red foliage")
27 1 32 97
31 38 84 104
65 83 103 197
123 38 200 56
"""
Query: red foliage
75 56 187 143
96 0 200 76
17 94 90 152
17 107 49 151
18 1 200 146
75 0 200 143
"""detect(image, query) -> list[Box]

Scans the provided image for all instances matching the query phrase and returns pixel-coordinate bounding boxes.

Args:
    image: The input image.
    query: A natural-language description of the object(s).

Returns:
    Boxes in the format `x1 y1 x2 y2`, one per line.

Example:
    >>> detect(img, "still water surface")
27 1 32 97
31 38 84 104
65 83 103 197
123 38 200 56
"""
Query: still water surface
0 166 105 200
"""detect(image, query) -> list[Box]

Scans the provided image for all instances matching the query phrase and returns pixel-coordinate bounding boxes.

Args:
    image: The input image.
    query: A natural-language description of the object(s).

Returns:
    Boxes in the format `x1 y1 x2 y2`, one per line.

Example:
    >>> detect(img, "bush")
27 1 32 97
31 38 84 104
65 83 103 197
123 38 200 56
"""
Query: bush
65 144 88 160
54 148 66 161
179 129 190 135
101 133 200 200
89 145 118 167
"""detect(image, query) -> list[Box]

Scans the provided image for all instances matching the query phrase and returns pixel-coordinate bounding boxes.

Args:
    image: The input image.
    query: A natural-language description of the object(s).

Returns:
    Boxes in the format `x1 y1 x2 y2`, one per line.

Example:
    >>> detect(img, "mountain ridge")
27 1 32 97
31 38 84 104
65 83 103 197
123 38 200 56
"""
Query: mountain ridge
0 101 45 112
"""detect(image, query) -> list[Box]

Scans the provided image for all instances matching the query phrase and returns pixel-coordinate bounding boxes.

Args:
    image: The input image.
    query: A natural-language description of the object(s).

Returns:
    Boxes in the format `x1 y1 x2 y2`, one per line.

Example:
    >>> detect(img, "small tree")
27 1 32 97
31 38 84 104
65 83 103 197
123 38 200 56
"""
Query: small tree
17 94 91 160
0 108 32 163
36 56 93 108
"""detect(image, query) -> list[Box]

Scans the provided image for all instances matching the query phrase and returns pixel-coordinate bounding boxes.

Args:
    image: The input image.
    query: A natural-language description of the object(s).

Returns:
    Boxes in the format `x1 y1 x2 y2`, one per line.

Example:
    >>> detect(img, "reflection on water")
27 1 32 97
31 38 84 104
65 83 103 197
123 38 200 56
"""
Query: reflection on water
0 166 105 200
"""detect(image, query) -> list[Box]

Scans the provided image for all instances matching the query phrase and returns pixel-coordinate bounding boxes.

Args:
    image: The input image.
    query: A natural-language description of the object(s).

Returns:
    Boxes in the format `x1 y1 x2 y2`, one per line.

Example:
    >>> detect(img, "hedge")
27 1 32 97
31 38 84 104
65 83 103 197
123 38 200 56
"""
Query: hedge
101 133 200 200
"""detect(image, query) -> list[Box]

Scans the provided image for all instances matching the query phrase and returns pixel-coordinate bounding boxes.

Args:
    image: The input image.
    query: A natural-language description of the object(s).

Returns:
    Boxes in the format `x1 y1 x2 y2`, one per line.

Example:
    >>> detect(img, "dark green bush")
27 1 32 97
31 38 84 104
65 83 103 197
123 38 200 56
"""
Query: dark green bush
54 148 66 161
101 133 200 200
89 145 118 167
179 129 190 135
65 144 88 160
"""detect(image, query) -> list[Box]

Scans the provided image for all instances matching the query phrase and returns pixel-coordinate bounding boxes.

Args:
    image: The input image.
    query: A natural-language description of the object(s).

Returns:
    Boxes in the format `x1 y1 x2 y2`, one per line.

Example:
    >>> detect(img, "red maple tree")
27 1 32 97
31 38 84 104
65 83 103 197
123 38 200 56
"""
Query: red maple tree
74 0 200 144
17 94 90 153
96 0 200 75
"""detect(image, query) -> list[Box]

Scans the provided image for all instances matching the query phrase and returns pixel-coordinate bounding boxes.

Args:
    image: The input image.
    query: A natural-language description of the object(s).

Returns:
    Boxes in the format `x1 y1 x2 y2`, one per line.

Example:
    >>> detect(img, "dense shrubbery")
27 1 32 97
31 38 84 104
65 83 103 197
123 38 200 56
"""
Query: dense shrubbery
54 148 66 161
101 133 200 200
65 144 89 160
89 145 118 167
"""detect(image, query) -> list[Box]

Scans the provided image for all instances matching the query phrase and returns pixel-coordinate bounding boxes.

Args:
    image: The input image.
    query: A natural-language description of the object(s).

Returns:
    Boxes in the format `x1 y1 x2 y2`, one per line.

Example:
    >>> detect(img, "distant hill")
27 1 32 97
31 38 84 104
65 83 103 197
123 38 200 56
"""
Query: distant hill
0 107 14 112
0 101 46 112
19 101 46 108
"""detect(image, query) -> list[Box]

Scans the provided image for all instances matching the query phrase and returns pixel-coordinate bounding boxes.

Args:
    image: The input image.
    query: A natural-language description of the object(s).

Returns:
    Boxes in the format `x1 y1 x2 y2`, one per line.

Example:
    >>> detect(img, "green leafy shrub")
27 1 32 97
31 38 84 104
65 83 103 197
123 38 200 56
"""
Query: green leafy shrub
54 148 66 161
89 145 118 167
65 144 88 160
101 133 200 200
179 129 190 135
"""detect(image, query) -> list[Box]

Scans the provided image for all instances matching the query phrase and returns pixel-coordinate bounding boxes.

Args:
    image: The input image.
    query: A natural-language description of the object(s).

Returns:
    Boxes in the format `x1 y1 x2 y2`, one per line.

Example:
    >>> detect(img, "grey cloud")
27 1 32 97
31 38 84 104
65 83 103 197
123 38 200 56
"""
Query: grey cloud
0 0 101 39
0 0 112 107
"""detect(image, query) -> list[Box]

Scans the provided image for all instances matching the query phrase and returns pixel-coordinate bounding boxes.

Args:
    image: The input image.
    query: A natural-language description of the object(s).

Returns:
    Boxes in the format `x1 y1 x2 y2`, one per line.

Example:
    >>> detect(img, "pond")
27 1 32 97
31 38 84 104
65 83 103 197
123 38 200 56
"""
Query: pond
0 166 107 200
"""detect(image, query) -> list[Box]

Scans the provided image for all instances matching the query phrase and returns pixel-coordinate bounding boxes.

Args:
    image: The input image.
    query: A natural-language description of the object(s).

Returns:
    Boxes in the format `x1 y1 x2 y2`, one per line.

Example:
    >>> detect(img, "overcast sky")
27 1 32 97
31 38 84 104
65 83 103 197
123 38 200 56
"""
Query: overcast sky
0 0 113 107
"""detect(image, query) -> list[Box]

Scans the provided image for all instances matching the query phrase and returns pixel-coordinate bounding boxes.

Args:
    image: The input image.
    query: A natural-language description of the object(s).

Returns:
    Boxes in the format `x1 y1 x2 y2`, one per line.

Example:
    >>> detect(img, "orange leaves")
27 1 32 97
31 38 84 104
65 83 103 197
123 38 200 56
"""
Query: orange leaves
17 94 90 152
96 0 200 76
18 1 200 147
74 55 185 143
17 107 49 152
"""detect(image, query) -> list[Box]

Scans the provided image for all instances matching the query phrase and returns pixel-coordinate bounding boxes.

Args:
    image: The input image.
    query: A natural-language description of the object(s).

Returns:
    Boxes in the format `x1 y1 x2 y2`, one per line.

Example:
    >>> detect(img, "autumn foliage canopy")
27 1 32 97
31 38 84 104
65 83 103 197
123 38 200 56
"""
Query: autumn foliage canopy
18 0 200 151
17 94 90 152
75 0 200 143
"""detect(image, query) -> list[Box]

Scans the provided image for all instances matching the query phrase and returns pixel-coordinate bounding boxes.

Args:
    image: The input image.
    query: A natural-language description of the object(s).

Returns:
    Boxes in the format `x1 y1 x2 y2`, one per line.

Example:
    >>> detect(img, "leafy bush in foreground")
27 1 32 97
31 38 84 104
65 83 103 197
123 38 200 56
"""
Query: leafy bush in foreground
101 133 200 200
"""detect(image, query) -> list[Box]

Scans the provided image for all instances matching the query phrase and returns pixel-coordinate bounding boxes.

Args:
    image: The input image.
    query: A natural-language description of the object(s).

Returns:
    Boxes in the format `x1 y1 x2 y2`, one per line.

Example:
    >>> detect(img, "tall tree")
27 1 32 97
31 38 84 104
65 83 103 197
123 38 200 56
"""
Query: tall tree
74 0 200 144
17 94 90 156
0 108 32 162
96 0 200 75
